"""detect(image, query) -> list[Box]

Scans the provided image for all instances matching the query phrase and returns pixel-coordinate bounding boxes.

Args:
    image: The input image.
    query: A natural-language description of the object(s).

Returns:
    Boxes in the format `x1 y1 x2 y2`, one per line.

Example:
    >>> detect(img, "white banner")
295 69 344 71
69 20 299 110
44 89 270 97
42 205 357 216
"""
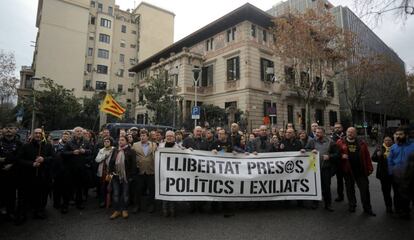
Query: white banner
155 149 321 201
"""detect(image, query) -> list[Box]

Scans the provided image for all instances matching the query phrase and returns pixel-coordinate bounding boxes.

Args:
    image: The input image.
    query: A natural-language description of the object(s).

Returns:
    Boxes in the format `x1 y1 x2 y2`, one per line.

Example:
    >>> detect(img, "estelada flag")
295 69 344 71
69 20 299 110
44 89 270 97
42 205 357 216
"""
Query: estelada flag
100 94 126 119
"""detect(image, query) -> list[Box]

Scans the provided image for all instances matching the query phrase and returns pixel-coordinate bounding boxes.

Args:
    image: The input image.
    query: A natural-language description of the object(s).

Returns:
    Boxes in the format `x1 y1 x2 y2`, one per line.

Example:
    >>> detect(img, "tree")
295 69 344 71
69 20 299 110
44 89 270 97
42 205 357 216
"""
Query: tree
138 75 180 126
18 78 82 130
0 51 19 105
272 3 351 132
354 0 414 23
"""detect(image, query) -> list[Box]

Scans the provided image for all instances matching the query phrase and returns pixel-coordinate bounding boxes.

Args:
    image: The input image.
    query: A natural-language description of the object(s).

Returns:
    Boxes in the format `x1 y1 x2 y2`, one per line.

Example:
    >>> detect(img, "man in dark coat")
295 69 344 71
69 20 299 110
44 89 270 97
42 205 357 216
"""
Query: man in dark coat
0 124 23 221
17 128 53 221
62 127 92 211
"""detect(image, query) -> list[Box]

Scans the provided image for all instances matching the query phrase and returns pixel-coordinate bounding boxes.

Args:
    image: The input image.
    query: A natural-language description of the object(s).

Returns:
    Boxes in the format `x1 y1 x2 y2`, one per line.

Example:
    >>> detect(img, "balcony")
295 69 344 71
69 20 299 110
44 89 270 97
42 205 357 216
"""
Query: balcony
83 86 95 92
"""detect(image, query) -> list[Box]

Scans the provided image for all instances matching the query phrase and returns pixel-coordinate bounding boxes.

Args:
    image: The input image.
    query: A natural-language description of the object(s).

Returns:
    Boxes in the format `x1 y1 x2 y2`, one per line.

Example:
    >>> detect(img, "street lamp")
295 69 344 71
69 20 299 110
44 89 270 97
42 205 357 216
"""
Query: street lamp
192 67 201 128
30 76 41 134
169 67 179 128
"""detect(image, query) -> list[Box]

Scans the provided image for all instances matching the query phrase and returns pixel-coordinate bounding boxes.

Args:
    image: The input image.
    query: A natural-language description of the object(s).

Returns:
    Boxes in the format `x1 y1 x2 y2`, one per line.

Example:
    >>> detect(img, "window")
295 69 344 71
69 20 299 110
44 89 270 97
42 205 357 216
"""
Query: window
131 30 137 34
206 38 214 51
100 18 111 28
263 30 267 42
121 25 126 33
128 88 134 93
120 40 125 48
90 1 95 8
119 54 125 63
86 64 92 72
87 48 93 56
315 77 323 92
315 109 324 125
260 58 274 81
97 65 108 74
118 69 124 77
227 27 236 42
251 24 256 38
287 105 294 124
97 3 103 12
263 101 277 124
329 111 338 126
130 44 136 48
129 58 136 65
128 72 135 78
84 80 92 88
227 56 240 81
108 6 113 15
327 81 334 97
99 34 110 43
300 71 309 87
201 65 214 87
139 91 144 102
117 84 123 93
97 49 109 59
284 66 295 84
89 33 94 40
90 16 95 25
96 81 107 90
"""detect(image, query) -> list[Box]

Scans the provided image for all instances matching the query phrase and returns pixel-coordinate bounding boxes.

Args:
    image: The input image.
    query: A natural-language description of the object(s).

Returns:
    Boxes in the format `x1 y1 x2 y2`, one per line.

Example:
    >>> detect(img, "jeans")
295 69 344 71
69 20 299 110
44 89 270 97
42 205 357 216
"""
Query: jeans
112 176 129 211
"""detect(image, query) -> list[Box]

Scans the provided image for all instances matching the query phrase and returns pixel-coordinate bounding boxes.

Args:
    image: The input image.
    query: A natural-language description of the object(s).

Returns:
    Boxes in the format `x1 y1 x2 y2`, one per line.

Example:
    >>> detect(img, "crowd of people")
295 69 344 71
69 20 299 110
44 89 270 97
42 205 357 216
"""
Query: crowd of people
1 121 413 225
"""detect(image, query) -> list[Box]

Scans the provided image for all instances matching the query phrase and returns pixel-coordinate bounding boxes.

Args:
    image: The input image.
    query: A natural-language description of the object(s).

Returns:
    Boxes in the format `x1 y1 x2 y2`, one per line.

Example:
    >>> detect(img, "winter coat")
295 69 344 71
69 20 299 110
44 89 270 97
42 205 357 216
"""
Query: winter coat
371 145 391 180
108 146 137 181
336 138 373 176
387 142 414 178
17 140 53 179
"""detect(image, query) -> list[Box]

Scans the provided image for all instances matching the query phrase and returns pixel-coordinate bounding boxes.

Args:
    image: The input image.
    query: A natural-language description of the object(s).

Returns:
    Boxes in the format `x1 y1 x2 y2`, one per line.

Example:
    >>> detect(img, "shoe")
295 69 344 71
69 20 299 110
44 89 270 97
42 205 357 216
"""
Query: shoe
310 202 319 210
110 211 121 220
163 209 170 217
335 196 344 202
324 205 334 212
122 211 129 219
364 210 376 217
348 206 356 213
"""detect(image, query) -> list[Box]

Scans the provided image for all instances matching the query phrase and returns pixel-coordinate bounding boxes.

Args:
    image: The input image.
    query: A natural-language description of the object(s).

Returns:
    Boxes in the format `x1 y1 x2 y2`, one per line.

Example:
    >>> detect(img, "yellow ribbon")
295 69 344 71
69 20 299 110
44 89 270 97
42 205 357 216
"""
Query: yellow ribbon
307 153 317 172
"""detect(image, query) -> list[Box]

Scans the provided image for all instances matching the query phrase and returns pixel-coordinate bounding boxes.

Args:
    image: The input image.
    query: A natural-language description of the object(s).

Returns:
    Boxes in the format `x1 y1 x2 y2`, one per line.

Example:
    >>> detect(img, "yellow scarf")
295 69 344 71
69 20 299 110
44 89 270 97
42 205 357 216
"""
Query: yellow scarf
383 143 391 159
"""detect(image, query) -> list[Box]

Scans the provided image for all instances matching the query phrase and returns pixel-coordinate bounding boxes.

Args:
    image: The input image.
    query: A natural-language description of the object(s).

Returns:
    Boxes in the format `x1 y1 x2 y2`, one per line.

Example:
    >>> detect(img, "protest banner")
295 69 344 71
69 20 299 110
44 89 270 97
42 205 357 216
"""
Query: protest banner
155 149 321 201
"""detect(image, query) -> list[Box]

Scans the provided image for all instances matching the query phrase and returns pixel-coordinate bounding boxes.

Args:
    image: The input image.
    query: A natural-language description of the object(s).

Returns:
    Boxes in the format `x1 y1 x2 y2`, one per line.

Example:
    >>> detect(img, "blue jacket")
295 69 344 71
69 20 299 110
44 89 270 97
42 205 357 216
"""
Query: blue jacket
387 142 414 177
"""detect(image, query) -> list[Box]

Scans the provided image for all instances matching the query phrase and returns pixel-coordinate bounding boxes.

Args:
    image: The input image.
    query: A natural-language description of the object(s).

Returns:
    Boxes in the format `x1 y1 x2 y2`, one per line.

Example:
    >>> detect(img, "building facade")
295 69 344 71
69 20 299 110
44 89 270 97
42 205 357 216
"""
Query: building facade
131 4 341 131
267 0 408 127
20 0 174 120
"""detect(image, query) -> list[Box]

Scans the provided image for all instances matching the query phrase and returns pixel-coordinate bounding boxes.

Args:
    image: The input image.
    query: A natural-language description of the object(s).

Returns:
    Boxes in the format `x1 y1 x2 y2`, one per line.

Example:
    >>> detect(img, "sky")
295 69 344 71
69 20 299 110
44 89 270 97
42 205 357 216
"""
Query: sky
1 0 413 77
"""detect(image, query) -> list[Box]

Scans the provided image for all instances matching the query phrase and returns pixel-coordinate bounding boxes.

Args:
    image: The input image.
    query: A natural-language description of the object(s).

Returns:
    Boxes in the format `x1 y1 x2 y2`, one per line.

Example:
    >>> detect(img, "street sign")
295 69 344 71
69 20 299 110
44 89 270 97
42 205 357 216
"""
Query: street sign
191 106 200 120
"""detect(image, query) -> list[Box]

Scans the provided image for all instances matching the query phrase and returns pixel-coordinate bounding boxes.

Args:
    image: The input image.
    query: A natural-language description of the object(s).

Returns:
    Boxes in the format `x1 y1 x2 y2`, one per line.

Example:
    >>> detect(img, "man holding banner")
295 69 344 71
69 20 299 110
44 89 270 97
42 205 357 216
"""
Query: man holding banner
305 127 339 211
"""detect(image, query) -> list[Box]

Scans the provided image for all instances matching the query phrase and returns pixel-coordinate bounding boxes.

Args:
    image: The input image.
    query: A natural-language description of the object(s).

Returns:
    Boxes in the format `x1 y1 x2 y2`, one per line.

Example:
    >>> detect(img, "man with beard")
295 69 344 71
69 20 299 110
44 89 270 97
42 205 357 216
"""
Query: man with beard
230 123 244 153
387 127 414 219
279 128 302 152
331 122 345 202
63 127 92 211
336 127 376 216
306 127 339 211
204 129 216 151
0 124 22 222
17 128 53 222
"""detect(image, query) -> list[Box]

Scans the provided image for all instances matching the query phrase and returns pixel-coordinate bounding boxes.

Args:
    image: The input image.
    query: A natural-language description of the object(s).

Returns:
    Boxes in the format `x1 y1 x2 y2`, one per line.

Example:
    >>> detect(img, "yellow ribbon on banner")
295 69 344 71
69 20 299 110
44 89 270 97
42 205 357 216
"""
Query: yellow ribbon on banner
307 153 317 172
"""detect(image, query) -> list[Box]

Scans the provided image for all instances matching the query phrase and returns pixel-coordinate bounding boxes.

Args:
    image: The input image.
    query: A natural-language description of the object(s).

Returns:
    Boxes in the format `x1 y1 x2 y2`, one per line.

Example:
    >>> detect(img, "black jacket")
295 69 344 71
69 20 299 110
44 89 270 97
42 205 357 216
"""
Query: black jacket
0 136 23 169
182 137 208 150
108 146 137 181
371 145 390 180
63 137 92 168
279 138 303 152
17 140 53 179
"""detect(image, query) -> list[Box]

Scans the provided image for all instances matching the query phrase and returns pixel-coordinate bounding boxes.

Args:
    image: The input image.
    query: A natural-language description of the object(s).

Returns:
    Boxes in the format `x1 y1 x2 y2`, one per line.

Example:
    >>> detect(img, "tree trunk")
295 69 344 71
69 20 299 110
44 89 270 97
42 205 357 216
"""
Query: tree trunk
305 101 311 134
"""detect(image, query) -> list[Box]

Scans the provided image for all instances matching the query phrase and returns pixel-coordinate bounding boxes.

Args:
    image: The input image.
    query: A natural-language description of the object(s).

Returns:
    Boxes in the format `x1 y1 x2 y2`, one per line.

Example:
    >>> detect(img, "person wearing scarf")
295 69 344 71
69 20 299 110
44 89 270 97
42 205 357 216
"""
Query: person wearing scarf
95 137 114 208
108 136 137 220
372 136 394 213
